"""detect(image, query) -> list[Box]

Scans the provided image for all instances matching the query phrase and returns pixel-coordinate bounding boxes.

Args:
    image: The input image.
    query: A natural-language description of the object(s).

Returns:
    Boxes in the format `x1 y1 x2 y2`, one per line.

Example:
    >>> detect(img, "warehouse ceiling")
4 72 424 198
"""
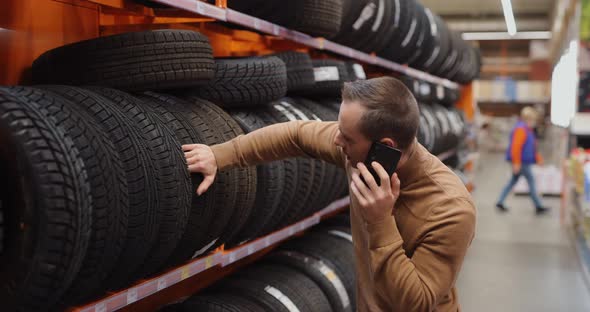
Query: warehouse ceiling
421 0 555 33
421 0 556 78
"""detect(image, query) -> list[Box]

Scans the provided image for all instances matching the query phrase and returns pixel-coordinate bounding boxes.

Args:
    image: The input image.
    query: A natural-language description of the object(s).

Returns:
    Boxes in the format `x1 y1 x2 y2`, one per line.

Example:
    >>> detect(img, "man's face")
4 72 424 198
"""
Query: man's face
334 100 373 165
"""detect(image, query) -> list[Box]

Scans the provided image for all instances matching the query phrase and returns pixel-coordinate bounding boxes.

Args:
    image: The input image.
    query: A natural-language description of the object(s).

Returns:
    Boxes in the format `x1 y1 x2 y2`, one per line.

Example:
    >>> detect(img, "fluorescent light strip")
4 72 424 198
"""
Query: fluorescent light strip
501 0 517 36
461 31 552 41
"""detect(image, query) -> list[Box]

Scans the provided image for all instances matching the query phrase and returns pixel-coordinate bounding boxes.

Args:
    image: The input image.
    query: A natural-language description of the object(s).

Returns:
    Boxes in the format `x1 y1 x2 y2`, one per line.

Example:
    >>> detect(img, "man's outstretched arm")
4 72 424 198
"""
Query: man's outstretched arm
183 120 345 194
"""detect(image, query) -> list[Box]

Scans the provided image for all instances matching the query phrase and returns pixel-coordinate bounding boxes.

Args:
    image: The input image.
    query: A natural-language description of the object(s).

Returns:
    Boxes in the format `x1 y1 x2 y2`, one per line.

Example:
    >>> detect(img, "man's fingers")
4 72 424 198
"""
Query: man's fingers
182 144 200 152
188 163 203 172
351 172 373 200
357 163 379 191
184 150 197 158
186 155 200 166
372 161 391 191
197 175 215 195
350 181 367 206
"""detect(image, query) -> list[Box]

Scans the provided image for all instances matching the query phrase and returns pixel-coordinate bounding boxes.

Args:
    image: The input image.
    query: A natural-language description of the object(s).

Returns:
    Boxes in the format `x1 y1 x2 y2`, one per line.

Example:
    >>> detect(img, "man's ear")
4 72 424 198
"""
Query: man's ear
379 138 397 148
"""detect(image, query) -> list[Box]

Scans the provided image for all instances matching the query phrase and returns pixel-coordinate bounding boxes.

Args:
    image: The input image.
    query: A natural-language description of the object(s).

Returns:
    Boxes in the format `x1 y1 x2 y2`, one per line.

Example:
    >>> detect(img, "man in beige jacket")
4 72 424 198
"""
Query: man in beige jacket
183 77 476 311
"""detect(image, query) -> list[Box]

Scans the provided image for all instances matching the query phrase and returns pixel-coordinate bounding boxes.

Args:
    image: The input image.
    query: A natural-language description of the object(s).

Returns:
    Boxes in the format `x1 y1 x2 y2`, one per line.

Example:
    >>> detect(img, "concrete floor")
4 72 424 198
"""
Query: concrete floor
456 151 590 311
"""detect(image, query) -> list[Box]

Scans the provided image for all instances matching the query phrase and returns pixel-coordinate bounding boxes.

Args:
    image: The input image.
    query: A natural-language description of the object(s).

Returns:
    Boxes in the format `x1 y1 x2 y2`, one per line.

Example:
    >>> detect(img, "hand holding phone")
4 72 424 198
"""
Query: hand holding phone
351 141 403 224
362 142 402 186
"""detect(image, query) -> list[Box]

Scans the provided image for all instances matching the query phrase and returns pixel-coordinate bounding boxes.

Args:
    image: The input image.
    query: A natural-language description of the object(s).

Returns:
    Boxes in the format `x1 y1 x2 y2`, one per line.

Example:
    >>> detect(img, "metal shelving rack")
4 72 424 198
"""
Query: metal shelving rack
27 0 471 310
151 0 460 89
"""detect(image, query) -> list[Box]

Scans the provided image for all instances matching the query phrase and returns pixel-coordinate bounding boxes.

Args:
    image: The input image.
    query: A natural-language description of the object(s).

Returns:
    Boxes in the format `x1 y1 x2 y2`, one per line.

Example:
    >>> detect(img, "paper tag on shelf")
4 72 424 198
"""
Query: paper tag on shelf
205 256 214 269
265 236 271 247
273 25 280 36
288 227 295 235
95 303 106 312
248 245 255 255
229 253 236 263
196 1 204 14
253 18 260 30
181 267 190 280
126 289 138 304
157 278 167 291
347 48 354 58
314 66 340 82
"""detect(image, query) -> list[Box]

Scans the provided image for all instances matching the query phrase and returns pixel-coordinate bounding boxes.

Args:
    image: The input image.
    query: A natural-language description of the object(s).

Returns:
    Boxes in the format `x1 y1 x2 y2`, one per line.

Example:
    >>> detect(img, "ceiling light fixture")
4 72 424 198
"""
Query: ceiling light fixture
501 0 517 36
461 31 551 41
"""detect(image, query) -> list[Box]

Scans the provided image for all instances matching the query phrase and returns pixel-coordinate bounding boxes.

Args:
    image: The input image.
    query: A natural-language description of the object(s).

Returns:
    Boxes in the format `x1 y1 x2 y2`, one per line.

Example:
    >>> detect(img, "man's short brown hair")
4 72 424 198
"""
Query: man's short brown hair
341 76 420 149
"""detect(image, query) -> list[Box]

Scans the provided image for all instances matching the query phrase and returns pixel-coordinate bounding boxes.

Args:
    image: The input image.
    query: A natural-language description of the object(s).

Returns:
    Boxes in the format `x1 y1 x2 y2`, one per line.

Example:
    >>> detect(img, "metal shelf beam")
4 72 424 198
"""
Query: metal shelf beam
151 0 460 89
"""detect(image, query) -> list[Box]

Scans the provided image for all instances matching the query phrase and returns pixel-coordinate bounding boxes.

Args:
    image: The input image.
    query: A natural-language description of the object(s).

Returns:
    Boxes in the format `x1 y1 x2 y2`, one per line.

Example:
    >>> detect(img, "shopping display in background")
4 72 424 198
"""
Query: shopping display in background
581 0 590 42
513 165 563 196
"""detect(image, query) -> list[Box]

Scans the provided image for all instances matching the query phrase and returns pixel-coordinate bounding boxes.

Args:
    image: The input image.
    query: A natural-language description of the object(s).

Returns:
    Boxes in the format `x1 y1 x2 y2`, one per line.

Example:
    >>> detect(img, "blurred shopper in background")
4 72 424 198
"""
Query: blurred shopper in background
496 107 549 214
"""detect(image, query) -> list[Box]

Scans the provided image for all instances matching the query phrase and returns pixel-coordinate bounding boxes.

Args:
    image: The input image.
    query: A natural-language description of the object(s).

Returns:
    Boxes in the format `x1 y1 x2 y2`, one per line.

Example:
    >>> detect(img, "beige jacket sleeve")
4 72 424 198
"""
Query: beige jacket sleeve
210 120 345 170
367 197 476 311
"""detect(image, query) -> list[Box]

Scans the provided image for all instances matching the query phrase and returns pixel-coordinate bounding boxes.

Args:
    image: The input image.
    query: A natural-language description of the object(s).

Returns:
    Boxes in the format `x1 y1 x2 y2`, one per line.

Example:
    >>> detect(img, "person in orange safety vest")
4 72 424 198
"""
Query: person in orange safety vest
496 106 549 214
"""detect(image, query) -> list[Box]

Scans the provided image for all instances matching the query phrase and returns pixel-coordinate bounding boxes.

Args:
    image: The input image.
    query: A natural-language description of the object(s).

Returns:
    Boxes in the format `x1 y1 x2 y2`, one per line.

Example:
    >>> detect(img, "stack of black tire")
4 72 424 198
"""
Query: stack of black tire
417 102 467 155
332 0 481 83
216 0 481 84
162 216 355 312
398 75 467 157
0 30 351 310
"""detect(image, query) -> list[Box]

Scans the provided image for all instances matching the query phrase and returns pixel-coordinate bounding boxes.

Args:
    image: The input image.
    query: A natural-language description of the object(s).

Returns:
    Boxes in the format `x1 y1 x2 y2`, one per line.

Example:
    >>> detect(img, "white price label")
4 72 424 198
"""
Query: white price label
196 1 204 14
248 245 255 255
95 303 106 312
254 18 260 30
126 289 138 304
157 278 167 291
273 25 280 36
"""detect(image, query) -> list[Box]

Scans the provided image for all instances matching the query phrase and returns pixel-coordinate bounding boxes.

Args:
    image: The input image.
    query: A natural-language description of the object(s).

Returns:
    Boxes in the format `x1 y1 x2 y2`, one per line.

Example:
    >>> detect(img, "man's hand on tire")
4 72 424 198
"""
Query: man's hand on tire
182 144 217 195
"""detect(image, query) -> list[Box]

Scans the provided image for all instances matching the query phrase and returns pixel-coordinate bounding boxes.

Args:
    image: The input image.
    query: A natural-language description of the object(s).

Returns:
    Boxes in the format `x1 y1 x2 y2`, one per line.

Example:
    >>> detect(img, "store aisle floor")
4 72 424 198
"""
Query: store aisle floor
456 151 590 311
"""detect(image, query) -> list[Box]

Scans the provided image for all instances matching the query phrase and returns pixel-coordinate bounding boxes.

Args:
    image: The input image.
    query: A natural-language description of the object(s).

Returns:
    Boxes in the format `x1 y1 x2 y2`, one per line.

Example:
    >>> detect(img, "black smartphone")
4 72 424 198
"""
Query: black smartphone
362 142 402 186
